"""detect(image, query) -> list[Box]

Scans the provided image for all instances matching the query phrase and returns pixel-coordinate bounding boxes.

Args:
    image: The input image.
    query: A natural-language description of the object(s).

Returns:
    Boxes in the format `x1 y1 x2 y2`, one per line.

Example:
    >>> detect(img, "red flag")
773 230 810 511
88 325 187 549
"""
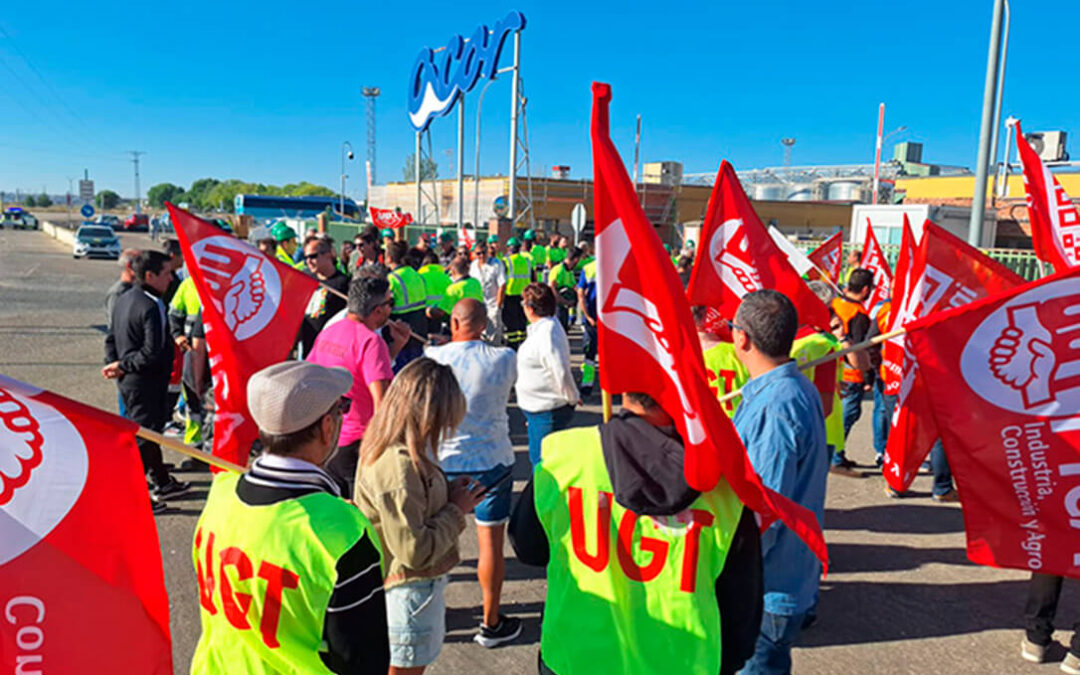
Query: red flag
905 265 1080 578
369 206 413 229
686 161 830 330
591 82 827 567
860 220 893 310
880 215 917 396
883 222 1025 490
807 231 843 284
1015 122 1080 272
168 204 320 468
0 375 172 673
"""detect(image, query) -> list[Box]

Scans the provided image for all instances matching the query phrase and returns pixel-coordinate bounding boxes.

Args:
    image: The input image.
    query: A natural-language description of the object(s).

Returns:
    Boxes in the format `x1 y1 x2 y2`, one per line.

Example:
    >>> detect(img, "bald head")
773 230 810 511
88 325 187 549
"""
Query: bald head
450 298 487 341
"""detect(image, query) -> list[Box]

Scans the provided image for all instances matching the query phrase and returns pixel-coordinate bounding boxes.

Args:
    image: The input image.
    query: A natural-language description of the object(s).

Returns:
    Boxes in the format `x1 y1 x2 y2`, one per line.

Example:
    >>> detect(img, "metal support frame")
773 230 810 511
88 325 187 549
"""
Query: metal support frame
512 77 536 231
362 87 380 197
457 98 465 229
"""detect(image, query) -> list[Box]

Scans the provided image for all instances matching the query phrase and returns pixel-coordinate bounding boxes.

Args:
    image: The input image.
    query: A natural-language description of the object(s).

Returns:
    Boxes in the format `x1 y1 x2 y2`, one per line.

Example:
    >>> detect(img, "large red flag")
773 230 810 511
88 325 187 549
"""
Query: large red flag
686 161 830 330
591 82 827 566
905 265 1080 578
1015 122 1080 272
807 231 843 284
168 204 320 467
880 215 917 396
883 222 1025 491
369 206 413 229
0 375 172 673
860 220 892 310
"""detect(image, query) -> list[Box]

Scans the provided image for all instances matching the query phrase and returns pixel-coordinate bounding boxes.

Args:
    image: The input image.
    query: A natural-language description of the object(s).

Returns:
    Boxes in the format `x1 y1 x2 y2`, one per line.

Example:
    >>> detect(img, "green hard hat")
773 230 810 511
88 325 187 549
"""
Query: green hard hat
487 234 499 243
440 231 456 243
271 222 297 242
380 228 394 239
507 236 520 246
522 229 536 240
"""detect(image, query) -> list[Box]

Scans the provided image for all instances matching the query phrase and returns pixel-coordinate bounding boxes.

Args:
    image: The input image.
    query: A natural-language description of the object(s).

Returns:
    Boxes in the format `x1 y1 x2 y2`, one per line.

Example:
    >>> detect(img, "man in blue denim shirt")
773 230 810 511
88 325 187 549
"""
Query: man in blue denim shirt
731 290 828 675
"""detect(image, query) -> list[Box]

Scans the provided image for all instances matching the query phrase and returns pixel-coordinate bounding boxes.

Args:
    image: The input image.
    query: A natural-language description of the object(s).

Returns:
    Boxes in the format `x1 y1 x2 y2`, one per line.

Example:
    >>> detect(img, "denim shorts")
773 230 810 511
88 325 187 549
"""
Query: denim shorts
385 575 448 668
444 464 514 526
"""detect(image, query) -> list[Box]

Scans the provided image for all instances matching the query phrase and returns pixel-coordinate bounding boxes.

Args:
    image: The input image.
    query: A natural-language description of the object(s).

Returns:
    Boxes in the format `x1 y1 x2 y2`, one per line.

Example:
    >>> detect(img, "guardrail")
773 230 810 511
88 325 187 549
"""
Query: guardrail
41 221 76 246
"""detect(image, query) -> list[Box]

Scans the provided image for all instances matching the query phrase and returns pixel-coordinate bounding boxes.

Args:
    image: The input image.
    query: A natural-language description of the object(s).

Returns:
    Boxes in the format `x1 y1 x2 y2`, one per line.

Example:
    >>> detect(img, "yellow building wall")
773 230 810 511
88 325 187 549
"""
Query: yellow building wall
896 173 1080 200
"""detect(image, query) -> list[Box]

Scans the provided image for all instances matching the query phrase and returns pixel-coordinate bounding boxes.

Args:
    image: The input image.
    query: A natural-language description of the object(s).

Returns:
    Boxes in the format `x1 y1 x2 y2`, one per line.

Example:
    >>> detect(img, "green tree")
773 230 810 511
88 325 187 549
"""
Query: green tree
285 181 335 197
36 193 52 207
147 182 184 208
402 153 438 182
185 178 221 210
24 195 36 207
96 190 120 210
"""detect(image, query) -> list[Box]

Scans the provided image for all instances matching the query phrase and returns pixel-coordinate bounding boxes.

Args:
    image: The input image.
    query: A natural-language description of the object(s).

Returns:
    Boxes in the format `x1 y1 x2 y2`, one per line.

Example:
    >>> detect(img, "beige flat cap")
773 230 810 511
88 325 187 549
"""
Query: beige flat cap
247 361 353 435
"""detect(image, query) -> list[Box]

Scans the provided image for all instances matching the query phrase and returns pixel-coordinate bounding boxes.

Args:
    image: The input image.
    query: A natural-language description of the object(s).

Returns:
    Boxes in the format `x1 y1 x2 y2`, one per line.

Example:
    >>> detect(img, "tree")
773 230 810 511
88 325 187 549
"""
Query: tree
147 183 184 208
185 178 221 210
24 195 36 207
402 153 438 182
36 193 52 207
96 190 120 210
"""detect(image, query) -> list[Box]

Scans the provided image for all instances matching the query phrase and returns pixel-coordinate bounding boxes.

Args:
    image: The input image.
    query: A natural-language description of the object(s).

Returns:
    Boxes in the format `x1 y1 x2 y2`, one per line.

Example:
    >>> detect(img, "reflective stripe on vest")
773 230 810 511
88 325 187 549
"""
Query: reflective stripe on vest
190 472 381 674
388 268 427 314
506 254 531 296
534 426 742 675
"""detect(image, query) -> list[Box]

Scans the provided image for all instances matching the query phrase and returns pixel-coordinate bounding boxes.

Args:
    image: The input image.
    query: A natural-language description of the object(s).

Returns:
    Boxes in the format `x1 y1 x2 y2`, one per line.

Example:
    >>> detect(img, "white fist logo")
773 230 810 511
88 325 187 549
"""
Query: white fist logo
192 236 282 341
989 305 1056 407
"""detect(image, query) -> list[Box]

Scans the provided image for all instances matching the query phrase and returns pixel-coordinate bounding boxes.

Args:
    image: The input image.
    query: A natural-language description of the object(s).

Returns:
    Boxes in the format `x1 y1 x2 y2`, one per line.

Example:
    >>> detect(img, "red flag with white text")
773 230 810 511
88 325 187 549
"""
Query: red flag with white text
168 204 320 468
906 266 1080 578
880 215 917 396
1015 122 1080 273
883 222 1025 491
0 375 172 673
860 220 892 310
807 231 843 284
370 207 413 229
686 162 830 330
592 82 827 567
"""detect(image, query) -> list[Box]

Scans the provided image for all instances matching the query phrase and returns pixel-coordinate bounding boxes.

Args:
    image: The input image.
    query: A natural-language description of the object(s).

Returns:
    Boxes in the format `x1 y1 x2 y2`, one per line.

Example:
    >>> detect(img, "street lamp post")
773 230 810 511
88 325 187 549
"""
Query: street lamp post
341 141 354 221
474 77 498 232
969 0 1008 247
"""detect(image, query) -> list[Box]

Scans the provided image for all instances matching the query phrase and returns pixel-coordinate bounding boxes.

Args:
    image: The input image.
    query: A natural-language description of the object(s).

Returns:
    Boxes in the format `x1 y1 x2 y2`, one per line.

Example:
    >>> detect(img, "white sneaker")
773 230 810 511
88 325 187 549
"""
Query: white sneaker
1021 638 1047 663
1062 652 1080 675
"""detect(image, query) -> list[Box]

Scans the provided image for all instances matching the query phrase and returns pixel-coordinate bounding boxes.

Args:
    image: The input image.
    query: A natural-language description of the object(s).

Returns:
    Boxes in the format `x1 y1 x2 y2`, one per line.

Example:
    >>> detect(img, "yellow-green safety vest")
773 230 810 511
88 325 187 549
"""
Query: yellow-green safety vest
436 277 484 315
506 253 532 296
528 244 548 267
169 276 202 336
550 261 576 289
275 245 304 270
792 331 845 453
548 247 567 265
418 263 451 307
388 266 428 315
534 426 743 675
701 341 749 418
191 472 382 674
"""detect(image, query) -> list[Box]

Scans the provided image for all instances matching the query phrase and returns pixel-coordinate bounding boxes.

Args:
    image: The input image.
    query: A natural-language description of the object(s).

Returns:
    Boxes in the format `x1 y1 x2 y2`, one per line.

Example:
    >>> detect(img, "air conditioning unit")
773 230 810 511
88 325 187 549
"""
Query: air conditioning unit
1025 131 1069 162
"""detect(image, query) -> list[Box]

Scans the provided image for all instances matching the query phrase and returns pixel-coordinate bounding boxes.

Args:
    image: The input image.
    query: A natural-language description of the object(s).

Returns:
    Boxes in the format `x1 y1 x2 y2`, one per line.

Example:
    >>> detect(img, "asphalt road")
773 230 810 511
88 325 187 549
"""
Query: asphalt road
1 226 1077 675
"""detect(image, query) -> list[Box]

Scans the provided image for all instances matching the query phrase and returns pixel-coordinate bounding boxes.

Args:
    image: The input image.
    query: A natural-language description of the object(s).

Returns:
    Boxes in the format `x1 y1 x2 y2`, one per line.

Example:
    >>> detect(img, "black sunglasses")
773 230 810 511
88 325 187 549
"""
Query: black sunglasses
727 319 748 335
304 253 323 261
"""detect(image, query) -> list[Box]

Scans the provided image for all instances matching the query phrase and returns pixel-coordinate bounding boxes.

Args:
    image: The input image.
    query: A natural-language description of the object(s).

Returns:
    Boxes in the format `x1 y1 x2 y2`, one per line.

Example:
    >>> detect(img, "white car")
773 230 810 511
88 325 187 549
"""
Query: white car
73 225 121 259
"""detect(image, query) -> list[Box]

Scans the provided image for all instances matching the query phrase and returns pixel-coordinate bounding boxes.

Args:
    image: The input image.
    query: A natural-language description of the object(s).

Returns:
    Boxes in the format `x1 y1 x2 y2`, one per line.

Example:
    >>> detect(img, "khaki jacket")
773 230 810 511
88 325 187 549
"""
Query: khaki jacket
354 443 465 589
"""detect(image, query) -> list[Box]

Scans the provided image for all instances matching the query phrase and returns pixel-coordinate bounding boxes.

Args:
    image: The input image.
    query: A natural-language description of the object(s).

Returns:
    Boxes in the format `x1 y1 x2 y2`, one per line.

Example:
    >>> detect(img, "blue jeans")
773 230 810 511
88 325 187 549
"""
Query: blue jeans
739 610 807 675
872 379 897 459
524 405 575 468
930 439 954 496
835 382 864 466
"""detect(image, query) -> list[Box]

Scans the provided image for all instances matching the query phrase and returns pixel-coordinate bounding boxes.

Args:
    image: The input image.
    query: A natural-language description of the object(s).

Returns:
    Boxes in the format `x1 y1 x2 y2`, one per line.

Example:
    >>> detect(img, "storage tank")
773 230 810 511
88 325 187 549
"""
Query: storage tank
826 180 869 202
786 183 814 201
751 183 785 200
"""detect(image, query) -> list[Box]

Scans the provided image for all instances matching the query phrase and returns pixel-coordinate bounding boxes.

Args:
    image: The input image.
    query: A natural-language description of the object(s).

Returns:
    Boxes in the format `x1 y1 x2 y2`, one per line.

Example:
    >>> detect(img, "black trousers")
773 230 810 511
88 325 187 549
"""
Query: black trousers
503 295 527 350
1025 573 1080 653
326 440 360 498
119 376 171 487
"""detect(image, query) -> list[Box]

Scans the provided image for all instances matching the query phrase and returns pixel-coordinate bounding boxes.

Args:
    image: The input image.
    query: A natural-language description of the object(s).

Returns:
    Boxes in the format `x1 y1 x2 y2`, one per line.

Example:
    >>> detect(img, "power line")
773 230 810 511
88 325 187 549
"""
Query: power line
0 51 89 150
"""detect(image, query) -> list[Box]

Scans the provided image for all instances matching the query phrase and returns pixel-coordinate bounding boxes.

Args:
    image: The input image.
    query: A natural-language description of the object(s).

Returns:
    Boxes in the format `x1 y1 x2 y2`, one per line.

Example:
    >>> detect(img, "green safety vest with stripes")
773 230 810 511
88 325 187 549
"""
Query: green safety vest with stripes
506 253 532 296
534 426 743 675
417 263 451 307
388 266 428 315
701 341 749 418
275 245 304 270
792 331 845 453
191 472 382 674
437 277 484 315
169 275 202 336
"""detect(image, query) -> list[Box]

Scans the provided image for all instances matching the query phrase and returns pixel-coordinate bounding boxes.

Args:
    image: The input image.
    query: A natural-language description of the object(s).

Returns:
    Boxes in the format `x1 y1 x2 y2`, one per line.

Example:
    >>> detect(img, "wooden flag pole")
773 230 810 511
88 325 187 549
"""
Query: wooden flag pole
716 326 908 405
601 389 613 423
322 283 430 345
135 427 246 473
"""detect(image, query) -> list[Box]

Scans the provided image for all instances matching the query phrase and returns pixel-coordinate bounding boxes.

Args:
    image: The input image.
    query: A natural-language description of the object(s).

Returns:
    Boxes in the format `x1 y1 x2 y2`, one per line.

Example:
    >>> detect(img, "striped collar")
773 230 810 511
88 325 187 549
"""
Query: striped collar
243 453 343 498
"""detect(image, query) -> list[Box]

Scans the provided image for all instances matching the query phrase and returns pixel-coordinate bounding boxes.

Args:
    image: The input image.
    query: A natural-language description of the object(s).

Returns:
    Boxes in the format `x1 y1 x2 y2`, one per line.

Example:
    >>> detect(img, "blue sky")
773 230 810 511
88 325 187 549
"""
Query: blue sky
1 0 1077 201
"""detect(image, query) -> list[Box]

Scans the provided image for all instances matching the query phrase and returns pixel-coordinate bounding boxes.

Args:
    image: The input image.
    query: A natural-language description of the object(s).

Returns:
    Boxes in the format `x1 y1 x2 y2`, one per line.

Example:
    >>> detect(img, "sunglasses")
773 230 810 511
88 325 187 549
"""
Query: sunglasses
382 297 395 308
726 319 748 335
304 252 324 261
338 396 352 414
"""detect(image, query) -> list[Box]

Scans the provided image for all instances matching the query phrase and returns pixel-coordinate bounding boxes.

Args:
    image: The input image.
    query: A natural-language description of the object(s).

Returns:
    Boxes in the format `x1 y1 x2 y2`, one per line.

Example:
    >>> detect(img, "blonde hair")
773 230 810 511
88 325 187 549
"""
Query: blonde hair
359 357 466 472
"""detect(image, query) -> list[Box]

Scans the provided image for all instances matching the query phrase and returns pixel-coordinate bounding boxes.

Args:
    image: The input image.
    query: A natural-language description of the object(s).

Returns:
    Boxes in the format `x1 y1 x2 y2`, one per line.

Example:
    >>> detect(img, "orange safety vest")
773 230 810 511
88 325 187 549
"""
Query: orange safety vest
832 296 869 383
872 300 891 382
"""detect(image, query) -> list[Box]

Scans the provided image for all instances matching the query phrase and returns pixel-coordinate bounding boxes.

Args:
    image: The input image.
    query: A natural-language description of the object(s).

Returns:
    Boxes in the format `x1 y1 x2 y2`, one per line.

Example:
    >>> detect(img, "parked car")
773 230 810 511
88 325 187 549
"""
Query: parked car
124 213 149 231
73 225 121 259
95 214 122 230
1 207 37 229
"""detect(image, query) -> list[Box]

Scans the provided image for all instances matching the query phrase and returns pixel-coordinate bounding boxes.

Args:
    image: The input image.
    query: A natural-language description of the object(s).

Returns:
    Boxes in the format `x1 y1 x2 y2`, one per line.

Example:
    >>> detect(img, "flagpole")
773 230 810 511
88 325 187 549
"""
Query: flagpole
716 326 907 405
601 389 612 423
135 427 247 473
321 282 430 345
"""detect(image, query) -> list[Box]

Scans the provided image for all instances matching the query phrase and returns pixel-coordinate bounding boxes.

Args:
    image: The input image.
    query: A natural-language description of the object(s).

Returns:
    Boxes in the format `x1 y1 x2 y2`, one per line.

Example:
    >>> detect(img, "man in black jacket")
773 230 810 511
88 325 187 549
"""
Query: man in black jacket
509 391 763 675
104 250 189 510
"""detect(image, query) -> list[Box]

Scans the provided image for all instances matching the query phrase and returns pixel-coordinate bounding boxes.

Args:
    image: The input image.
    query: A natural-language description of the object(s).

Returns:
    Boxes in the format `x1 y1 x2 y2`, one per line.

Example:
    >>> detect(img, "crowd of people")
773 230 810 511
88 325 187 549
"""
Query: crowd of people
99 223 1078 675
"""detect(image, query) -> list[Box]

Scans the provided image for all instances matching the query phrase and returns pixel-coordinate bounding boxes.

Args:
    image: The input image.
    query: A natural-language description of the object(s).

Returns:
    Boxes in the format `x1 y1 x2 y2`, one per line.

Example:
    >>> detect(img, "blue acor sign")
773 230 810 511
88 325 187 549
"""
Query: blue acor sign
407 11 526 132
80 204 95 218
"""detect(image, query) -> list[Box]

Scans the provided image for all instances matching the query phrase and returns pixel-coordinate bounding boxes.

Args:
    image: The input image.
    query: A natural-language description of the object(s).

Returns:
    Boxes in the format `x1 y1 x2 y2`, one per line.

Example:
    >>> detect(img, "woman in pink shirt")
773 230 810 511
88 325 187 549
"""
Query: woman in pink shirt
308 275 410 493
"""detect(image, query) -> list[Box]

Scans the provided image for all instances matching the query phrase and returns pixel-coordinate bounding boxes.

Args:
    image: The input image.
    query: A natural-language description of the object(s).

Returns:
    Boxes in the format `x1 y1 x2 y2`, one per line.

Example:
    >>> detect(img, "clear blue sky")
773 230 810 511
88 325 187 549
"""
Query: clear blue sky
1 0 1077 201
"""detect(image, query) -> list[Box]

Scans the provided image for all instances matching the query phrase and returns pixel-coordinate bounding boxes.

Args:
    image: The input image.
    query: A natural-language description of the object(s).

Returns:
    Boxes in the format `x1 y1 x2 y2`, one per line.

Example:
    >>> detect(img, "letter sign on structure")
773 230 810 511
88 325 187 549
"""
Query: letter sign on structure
407 11 526 132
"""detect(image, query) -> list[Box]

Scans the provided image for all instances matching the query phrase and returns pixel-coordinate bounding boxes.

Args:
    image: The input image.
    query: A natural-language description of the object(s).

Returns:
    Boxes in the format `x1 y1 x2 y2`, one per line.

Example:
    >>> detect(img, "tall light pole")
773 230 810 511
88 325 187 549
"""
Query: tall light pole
362 87 380 201
969 0 1008 247
873 124 907 204
127 151 145 214
341 141 354 220
989 0 1011 197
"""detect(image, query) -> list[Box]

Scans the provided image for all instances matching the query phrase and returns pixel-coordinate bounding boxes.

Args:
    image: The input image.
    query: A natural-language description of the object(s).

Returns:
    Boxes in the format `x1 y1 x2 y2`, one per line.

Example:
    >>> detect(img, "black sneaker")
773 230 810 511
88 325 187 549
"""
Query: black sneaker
474 615 522 648
153 478 191 501
178 458 209 473
150 497 168 515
